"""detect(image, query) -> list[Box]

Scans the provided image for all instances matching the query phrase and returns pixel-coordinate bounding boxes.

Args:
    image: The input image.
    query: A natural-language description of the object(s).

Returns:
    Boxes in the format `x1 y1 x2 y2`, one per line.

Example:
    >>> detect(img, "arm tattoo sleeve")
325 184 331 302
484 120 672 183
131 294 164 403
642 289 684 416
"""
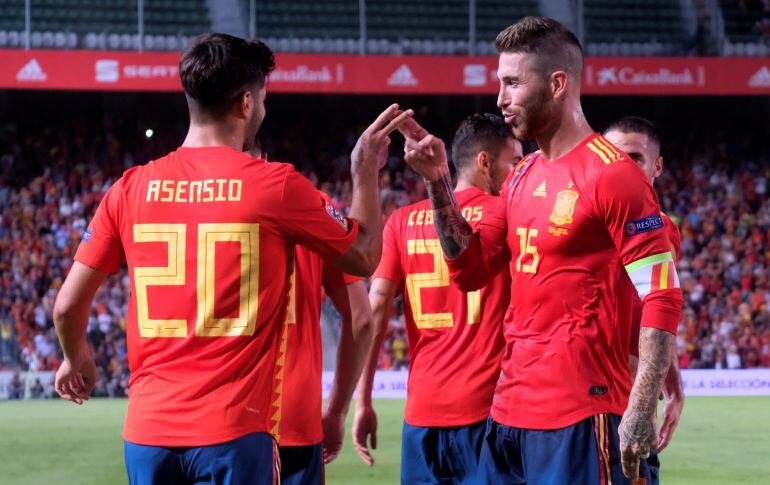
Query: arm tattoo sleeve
629 327 674 415
424 172 473 259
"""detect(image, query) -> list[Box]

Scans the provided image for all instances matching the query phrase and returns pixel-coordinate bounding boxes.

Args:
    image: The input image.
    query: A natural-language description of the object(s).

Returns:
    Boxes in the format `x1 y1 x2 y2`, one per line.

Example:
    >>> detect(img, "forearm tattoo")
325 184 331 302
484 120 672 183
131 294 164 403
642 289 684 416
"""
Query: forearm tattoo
424 172 472 259
621 327 675 446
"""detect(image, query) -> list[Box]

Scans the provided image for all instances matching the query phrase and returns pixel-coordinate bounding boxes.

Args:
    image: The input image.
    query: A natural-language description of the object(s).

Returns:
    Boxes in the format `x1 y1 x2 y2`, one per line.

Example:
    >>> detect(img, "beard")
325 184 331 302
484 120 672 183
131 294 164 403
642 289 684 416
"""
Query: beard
509 86 554 141
242 112 263 152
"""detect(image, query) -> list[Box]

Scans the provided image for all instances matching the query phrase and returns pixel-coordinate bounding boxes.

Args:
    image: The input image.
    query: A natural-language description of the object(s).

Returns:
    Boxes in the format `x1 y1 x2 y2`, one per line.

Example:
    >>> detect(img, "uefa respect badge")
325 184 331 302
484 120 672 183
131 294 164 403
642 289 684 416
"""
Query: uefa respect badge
624 215 664 237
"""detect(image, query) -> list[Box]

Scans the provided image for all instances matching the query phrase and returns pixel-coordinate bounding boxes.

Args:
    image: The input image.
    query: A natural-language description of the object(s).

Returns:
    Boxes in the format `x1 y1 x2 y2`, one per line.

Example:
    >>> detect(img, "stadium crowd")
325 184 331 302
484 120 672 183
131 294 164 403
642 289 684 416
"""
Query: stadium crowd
0 117 768 398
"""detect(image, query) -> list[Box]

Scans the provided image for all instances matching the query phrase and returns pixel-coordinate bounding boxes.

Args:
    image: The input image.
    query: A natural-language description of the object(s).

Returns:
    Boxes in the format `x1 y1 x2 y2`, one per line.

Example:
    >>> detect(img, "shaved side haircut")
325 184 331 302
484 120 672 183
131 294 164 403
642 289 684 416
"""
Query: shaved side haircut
495 16 583 82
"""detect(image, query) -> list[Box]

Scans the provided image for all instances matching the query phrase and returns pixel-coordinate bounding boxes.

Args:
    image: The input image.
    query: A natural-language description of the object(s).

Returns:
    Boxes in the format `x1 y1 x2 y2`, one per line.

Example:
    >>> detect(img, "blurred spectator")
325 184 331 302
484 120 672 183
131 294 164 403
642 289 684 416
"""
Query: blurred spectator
8 370 22 399
0 114 768 399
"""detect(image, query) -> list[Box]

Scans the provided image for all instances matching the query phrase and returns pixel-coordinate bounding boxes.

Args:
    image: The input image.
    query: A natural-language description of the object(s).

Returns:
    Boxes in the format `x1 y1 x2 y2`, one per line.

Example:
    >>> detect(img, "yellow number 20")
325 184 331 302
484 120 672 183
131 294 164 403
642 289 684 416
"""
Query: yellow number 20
133 223 260 338
406 238 481 329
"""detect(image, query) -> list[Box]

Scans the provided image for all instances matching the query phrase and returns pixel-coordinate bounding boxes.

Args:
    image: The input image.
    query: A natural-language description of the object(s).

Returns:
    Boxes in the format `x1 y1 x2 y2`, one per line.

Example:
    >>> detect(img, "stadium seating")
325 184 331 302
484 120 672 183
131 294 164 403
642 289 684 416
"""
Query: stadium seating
720 0 763 42
0 0 208 50
584 0 691 55
0 0 767 55
475 0 540 42
718 0 769 57
251 0 538 54
254 1 359 40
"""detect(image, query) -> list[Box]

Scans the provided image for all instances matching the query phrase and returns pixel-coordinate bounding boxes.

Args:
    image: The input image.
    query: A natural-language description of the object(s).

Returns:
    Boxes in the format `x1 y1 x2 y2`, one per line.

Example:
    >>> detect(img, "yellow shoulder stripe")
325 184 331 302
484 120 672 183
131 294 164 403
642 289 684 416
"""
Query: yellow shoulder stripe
595 136 622 158
587 140 612 164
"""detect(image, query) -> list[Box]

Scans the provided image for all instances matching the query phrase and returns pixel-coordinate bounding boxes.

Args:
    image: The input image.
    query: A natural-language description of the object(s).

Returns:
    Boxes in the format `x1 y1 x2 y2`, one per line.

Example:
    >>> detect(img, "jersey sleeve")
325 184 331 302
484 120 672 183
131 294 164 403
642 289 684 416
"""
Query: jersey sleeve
595 161 683 334
322 261 348 293
446 189 510 292
278 166 359 261
342 273 364 285
372 210 403 286
74 179 124 273
663 214 682 263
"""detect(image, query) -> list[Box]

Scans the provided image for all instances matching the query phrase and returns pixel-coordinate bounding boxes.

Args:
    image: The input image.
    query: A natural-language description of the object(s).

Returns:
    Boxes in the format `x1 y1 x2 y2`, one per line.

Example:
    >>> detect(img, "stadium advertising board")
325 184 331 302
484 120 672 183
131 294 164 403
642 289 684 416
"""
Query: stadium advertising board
2 49 769 95
2 369 770 399
318 369 770 399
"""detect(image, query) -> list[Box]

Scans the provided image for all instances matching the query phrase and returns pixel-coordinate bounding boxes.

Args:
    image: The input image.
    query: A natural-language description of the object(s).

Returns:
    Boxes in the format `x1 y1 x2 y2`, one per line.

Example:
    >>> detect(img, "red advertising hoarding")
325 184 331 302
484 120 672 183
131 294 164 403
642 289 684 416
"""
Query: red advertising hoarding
2 49 769 95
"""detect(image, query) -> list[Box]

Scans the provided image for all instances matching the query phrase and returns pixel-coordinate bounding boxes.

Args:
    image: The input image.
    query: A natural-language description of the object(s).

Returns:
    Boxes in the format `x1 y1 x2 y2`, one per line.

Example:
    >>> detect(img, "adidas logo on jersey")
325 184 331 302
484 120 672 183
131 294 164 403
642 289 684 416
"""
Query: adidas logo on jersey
387 64 418 86
533 182 547 197
748 66 770 88
16 59 47 82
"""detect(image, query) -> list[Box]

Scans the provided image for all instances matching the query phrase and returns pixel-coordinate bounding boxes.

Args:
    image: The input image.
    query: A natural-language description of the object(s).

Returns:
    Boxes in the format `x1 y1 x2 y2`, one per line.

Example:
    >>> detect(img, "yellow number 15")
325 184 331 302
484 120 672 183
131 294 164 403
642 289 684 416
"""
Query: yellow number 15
515 227 539 274
133 223 260 338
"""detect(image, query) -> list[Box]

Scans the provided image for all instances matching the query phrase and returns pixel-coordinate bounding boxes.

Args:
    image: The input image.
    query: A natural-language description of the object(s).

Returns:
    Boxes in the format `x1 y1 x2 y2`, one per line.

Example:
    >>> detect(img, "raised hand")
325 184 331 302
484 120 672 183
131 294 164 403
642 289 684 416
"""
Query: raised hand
351 104 414 180
398 118 450 182
352 403 378 466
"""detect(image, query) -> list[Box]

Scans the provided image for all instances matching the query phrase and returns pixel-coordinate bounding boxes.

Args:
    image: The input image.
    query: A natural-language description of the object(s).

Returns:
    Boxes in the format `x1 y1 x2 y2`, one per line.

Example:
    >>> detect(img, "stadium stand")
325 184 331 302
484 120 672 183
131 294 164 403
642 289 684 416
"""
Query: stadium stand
583 0 693 55
720 0 770 56
0 0 766 55
720 0 764 42
476 0 540 42
255 1 359 40
1 106 768 400
0 0 208 50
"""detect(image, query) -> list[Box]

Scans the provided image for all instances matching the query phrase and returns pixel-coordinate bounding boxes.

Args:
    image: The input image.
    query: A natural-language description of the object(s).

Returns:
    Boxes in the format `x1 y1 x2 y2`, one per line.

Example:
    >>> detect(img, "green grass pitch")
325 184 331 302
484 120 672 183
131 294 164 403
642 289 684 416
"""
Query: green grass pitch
1 397 769 484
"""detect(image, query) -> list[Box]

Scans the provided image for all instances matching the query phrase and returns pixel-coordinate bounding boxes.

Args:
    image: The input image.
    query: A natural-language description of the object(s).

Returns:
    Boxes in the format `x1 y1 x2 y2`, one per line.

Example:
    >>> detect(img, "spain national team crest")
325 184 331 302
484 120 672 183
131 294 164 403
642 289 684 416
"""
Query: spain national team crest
548 183 579 226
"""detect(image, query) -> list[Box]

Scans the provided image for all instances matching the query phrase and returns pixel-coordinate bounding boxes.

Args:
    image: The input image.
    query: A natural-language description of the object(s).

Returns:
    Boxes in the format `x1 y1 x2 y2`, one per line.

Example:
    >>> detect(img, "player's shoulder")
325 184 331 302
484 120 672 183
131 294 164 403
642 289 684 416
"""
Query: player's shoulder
460 187 499 206
502 151 540 195
264 161 320 193
661 212 681 234
110 152 175 193
582 134 648 188
581 134 638 173
107 163 146 197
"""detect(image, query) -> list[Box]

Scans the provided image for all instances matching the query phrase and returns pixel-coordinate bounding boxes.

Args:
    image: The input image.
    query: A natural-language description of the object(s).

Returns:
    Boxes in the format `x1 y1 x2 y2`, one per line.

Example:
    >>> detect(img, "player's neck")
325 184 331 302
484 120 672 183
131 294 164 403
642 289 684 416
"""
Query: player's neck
455 176 489 195
535 104 593 162
181 122 246 152
454 178 473 192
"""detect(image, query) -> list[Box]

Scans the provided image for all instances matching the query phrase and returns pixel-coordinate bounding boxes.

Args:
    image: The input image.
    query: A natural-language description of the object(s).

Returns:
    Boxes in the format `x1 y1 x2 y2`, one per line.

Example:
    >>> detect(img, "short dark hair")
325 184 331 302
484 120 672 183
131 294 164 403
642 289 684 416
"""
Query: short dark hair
495 16 583 79
180 33 275 116
604 116 661 147
451 114 514 174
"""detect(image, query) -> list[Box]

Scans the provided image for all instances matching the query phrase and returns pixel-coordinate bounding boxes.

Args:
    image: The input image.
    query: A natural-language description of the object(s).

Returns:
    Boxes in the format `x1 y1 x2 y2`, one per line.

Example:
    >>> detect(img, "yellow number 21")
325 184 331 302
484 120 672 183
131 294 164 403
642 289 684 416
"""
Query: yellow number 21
406 238 481 329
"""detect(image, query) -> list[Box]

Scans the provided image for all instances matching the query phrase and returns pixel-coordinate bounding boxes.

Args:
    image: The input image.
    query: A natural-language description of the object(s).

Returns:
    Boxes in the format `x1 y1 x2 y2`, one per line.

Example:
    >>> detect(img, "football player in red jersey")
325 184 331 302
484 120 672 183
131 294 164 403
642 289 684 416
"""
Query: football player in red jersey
279 244 373 484
352 113 519 483
52 33 411 485
399 17 683 484
245 147 375 484
604 116 685 457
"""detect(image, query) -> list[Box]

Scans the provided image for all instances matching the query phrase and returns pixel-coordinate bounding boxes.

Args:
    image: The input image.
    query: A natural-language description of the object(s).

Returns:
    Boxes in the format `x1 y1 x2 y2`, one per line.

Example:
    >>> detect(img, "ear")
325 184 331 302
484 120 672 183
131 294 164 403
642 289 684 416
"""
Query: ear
476 151 492 174
551 70 568 100
240 90 253 119
654 156 663 179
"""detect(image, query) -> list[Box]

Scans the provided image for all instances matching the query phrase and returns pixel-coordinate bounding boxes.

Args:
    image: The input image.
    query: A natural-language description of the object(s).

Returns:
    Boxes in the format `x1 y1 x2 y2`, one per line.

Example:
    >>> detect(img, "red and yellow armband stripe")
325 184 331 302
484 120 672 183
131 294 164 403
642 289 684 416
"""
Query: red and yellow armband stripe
624 252 679 299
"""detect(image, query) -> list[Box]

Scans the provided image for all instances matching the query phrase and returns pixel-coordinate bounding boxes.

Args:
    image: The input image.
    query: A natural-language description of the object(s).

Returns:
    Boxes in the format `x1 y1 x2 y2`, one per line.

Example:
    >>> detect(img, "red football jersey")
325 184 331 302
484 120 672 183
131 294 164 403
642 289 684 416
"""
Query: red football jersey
281 244 348 446
374 187 509 427
662 213 682 262
447 134 683 430
75 146 358 446
630 213 682 357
